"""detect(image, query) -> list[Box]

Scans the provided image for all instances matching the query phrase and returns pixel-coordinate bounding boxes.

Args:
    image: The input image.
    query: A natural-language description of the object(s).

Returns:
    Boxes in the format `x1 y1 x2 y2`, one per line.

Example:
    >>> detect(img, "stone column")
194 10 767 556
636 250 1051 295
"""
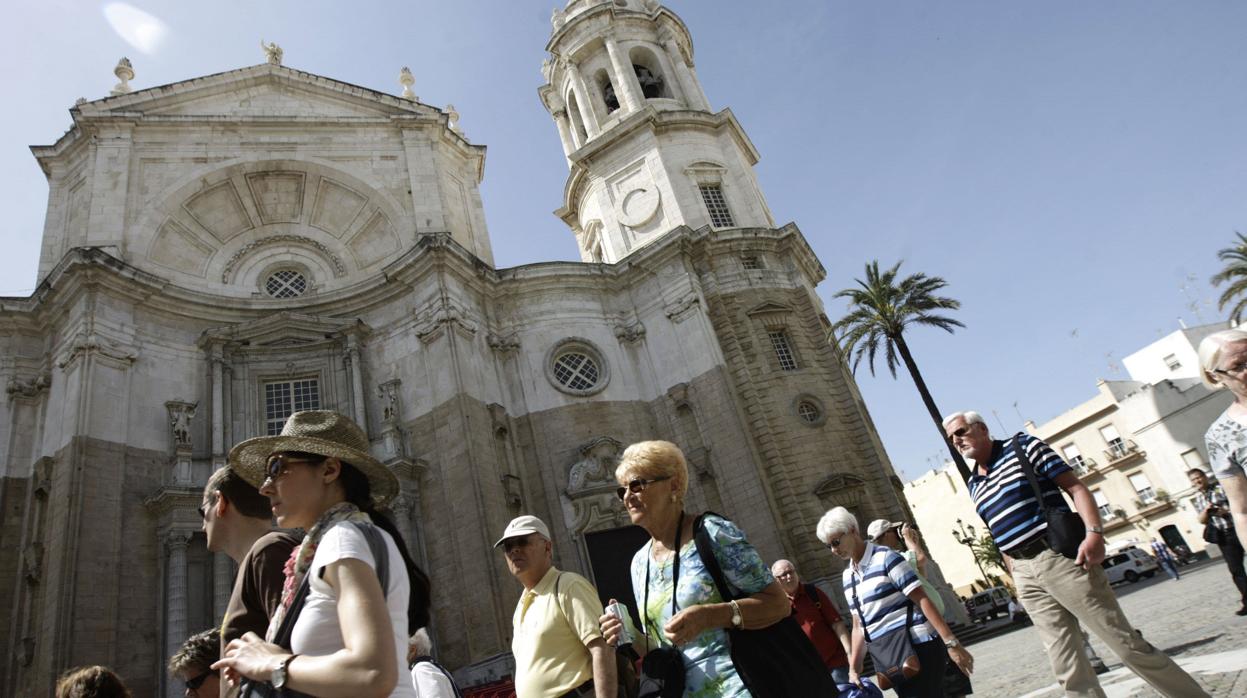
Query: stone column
345 338 368 429
210 347 225 466
552 108 575 160
164 530 193 698
214 552 234 620
604 34 644 113
563 60 601 138
659 32 709 111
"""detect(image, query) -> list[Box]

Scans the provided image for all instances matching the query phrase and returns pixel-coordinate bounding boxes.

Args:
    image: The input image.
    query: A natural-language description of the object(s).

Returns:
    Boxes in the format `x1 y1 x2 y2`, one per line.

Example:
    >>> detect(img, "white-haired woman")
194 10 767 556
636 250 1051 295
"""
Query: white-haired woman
597 440 793 696
1199 328 1247 553
817 507 972 697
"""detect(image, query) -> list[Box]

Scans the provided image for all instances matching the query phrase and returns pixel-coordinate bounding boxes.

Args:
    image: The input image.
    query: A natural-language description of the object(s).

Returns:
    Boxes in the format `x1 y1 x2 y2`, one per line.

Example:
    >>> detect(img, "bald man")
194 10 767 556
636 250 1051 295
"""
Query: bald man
771 559 851 684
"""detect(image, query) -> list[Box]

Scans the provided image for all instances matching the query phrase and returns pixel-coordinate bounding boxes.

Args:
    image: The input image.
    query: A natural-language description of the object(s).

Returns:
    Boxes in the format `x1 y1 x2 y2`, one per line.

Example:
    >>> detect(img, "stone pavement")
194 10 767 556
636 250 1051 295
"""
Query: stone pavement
963 559 1247 697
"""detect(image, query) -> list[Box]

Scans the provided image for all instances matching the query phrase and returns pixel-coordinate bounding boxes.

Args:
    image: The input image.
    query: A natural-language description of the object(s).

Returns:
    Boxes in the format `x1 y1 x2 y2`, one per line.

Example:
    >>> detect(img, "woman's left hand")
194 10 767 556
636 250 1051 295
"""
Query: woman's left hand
211 632 288 685
948 645 974 676
663 604 721 645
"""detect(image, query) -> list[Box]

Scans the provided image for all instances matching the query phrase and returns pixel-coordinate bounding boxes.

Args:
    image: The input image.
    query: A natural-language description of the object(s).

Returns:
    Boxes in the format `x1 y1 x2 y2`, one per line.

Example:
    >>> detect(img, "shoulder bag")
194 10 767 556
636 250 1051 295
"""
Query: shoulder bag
636 512 686 698
240 521 389 698
1014 434 1086 559
692 512 837 698
848 568 920 691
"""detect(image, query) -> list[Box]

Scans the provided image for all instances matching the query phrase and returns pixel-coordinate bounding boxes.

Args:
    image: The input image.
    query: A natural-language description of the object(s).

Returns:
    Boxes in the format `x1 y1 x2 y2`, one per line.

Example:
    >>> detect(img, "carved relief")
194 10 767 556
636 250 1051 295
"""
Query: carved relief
413 298 477 344
663 292 699 322
613 313 646 344
165 401 197 448
487 332 520 354
564 436 630 536
220 234 348 282
6 371 50 399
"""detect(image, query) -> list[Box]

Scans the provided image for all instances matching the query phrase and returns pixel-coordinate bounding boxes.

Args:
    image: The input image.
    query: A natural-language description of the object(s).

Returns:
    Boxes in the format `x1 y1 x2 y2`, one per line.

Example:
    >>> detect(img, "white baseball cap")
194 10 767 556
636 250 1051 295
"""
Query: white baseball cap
494 515 552 548
867 519 903 541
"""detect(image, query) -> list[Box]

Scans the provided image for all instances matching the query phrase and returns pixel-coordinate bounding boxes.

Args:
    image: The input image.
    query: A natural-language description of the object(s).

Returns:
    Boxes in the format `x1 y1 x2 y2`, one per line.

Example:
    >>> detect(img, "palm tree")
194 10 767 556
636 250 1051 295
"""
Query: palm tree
832 260 971 482
1212 232 1247 323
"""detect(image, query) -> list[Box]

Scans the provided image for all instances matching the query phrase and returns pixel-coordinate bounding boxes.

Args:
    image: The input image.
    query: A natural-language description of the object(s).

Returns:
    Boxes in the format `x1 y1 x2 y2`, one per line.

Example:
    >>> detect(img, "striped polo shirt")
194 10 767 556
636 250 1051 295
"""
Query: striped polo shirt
967 433 1073 554
842 542 935 644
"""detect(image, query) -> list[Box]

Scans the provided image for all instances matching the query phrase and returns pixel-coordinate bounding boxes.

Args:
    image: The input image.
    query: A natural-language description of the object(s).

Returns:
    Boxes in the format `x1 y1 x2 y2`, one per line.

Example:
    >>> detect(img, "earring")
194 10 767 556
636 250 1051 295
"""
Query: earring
670 494 677 503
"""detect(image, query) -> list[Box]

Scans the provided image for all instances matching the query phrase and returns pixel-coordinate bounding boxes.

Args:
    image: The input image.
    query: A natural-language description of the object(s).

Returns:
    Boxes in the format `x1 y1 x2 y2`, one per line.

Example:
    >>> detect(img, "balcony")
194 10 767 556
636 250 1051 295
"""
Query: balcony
1102 440 1144 469
1071 456 1100 480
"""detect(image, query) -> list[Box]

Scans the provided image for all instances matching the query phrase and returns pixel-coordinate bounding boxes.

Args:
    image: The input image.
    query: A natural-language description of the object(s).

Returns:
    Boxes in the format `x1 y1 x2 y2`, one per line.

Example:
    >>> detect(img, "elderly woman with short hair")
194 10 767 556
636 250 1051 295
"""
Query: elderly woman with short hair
817 507 972 697
1199 328 1247 554
597 440 791 696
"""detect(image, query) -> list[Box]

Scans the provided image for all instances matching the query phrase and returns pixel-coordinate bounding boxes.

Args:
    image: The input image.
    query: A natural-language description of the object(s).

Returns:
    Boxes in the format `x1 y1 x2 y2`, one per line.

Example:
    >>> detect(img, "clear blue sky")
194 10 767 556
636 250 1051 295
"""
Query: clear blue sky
2 1 1245 481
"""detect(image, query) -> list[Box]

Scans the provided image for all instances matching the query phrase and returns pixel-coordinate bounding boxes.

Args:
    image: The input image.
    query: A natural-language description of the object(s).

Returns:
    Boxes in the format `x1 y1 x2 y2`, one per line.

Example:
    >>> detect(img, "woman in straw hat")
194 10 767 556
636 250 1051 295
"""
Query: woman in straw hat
212 410 430 698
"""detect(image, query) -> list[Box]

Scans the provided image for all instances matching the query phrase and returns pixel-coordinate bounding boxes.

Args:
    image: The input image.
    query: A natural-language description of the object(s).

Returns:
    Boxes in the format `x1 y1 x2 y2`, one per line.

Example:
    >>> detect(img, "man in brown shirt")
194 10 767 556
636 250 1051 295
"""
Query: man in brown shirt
200 466 299 697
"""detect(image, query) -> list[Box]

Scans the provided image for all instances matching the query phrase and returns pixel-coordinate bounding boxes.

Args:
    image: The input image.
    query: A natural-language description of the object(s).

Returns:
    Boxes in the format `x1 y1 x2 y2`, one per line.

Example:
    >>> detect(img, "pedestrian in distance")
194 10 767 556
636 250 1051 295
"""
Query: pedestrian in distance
1148 539 1180 581
770 559 852 684
818 507 973 698
943 410 1208 697
214 410 432 698
407 627 462 697
168 629 221 698
496 514 617 698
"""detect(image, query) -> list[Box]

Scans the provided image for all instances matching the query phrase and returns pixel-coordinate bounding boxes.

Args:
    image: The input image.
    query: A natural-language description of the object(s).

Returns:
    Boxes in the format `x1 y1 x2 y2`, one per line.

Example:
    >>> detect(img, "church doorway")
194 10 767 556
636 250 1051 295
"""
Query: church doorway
584 525 650 630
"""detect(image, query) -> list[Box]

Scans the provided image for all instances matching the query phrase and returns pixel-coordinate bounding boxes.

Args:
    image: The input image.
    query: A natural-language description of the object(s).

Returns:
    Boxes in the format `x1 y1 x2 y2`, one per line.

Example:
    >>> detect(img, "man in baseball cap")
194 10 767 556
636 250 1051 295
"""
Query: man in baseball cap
496 515 616 697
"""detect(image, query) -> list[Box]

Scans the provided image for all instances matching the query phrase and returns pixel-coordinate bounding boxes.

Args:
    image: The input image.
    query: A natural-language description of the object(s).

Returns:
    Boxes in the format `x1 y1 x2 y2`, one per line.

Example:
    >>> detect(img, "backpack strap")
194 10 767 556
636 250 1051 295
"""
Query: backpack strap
803 583 821 609
347 520 390 597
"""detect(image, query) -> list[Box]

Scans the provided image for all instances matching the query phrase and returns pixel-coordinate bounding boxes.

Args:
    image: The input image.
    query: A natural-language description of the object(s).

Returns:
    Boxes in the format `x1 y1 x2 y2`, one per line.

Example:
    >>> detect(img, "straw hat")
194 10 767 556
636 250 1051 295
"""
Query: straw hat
228 410 398 508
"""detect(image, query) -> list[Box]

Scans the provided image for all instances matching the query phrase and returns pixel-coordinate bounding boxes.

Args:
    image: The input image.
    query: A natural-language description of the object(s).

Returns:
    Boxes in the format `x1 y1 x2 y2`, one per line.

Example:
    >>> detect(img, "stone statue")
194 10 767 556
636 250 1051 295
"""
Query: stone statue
166 401 197 448
260 39 283 65
399 67 416 100
110 57 134 96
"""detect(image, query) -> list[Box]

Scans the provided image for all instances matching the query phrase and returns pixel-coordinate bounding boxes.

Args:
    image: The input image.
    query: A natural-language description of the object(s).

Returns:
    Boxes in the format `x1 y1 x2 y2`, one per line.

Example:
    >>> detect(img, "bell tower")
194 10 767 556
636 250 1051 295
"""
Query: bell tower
540 0 775 263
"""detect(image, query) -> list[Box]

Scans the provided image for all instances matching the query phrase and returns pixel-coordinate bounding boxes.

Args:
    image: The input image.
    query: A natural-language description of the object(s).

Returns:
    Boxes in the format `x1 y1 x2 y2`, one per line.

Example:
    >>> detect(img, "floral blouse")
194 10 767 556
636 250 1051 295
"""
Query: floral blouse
630 514 772 698
1206 409 1247 481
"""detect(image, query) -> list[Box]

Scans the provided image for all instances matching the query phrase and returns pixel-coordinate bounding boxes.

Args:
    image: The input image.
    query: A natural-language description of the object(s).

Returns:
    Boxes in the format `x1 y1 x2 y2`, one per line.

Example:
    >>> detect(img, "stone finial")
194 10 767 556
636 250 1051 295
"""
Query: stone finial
399 66 416 100
551 8 566 29
260 39 283 65
110 57 134 96
446 104 461 133
74 97 87 106
642 0 660 11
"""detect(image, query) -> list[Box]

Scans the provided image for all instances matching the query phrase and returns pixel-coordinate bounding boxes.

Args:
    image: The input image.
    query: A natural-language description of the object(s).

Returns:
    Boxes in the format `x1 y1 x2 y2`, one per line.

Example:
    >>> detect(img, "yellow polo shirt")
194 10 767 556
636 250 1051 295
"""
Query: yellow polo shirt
512 566 604 698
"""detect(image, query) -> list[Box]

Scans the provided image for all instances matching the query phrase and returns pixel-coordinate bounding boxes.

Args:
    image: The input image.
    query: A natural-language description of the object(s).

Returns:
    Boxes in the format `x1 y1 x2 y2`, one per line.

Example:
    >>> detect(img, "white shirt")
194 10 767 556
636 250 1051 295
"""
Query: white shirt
411 660 459 698
290 523 417 698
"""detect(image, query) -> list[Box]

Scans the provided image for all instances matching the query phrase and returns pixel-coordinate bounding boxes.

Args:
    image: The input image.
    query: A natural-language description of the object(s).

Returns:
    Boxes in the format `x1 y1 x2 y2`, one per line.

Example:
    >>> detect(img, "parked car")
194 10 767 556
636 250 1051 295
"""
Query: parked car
967 586 1012 622
1102 547 1159 584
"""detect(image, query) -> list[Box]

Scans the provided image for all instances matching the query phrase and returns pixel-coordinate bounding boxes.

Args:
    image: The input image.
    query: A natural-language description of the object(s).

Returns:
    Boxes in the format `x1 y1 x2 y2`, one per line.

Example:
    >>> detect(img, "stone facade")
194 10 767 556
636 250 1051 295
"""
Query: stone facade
0 2 905 694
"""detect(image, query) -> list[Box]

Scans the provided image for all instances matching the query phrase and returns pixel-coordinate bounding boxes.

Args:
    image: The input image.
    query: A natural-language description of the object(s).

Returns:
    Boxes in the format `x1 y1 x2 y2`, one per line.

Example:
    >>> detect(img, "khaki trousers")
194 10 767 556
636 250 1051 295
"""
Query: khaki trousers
1011 548 1207 698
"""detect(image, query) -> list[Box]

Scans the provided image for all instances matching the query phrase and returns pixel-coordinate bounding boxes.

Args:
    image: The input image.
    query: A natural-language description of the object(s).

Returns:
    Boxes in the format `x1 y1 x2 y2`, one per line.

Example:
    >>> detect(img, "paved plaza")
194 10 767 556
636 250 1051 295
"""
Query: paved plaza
964 559 1247 696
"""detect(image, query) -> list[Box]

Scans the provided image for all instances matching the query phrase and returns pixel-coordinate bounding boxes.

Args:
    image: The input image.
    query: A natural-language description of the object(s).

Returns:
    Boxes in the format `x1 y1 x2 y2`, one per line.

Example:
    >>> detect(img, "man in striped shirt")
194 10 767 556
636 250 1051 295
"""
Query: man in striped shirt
944 411 1206 698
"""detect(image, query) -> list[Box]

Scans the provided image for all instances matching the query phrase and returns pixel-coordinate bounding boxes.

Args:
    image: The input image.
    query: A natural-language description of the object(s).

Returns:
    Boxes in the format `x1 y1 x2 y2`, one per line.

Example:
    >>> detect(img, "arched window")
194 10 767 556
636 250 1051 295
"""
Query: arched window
629 47 669 99
566 90 588 146
596 69 619 114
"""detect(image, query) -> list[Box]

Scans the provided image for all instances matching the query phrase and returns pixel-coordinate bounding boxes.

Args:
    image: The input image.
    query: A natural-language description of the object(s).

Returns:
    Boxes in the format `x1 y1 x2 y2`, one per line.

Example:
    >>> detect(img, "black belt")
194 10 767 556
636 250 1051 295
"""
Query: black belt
559 680 593 698
1009 537 1049 560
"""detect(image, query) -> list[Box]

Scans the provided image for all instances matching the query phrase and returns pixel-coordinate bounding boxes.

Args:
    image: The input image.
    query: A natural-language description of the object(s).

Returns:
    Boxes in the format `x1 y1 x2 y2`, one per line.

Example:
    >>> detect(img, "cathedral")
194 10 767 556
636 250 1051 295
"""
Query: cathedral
0 1 907 694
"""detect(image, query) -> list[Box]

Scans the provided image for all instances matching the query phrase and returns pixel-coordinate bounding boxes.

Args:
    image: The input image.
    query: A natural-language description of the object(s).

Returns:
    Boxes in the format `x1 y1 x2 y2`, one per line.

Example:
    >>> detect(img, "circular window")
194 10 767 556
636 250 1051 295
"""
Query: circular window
265 269 308 298
793 396 826 427
546 339 610 396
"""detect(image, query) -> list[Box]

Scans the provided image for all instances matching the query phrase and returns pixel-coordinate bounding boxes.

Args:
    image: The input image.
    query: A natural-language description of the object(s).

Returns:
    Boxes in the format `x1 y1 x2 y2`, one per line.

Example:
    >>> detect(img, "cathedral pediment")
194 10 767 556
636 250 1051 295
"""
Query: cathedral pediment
199 312 369 348
74 63 432 121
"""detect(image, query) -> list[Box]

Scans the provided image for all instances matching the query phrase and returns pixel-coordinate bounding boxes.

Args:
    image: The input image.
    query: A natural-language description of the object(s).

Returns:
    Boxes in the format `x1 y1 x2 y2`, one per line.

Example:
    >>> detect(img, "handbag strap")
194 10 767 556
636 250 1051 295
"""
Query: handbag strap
1012 434 1051 514
642 511 683 644
691 512 735 602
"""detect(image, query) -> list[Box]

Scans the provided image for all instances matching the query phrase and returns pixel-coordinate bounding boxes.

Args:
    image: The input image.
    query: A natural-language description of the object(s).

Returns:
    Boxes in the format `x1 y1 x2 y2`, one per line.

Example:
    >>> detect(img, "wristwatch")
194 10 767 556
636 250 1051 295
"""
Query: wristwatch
272 654 297 690
944 638 961 649
728 600 743 629
1087 525 1104 535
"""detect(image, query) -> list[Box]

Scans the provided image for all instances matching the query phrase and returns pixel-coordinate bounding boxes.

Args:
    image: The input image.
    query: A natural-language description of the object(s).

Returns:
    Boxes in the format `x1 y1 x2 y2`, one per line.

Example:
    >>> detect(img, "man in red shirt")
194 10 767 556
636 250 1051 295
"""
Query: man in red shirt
771 559 851 685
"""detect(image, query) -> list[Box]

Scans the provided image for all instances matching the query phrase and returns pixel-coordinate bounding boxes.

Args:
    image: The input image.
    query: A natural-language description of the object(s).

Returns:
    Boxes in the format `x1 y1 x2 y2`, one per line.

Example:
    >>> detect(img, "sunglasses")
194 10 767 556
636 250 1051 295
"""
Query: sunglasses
948 424 978 439
264 453 325 481
615 476 672 501
826 536 844 549
185 668 216 690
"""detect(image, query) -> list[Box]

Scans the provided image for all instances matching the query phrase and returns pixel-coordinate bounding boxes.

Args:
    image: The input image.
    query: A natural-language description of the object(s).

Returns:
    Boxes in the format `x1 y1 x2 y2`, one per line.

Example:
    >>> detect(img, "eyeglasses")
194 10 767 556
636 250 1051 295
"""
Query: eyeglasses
1214 363 1247 378
263 453 324 482
826 536 844 549
948 424 979 439
615 476 672 501
774 570 796 578
197 492 217 520
185 668 216 691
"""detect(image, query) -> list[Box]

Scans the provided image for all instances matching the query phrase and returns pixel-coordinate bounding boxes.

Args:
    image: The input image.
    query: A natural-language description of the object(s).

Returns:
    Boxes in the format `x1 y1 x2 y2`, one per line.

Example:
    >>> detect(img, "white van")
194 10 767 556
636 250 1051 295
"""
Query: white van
1101 547 1159 585
967 586 1012 622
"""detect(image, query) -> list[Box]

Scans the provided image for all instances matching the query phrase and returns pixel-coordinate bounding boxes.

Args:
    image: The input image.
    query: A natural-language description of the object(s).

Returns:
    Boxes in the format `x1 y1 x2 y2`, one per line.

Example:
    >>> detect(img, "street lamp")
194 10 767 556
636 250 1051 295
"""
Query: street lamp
953 518 989 586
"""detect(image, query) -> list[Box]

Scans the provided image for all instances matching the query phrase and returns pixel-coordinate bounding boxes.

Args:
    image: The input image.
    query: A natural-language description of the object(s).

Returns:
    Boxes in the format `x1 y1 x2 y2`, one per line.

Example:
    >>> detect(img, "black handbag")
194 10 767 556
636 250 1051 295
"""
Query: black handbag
1014 434 1086 559
692 513 838 698
637 513 686 698
849 572 920 691
1203 521 1230 546
240 521 389 698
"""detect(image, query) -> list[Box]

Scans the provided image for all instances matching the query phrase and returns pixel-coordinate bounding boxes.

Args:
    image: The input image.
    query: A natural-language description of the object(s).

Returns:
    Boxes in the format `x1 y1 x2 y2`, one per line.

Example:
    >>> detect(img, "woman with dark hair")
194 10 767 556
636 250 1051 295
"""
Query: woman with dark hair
213 410 430 698
54 665 131 698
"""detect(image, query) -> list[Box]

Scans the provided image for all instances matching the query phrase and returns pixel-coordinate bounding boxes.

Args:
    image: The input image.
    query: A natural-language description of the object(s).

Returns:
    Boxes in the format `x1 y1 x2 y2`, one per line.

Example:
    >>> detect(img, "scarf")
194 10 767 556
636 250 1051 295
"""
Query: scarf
266 501 371 641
